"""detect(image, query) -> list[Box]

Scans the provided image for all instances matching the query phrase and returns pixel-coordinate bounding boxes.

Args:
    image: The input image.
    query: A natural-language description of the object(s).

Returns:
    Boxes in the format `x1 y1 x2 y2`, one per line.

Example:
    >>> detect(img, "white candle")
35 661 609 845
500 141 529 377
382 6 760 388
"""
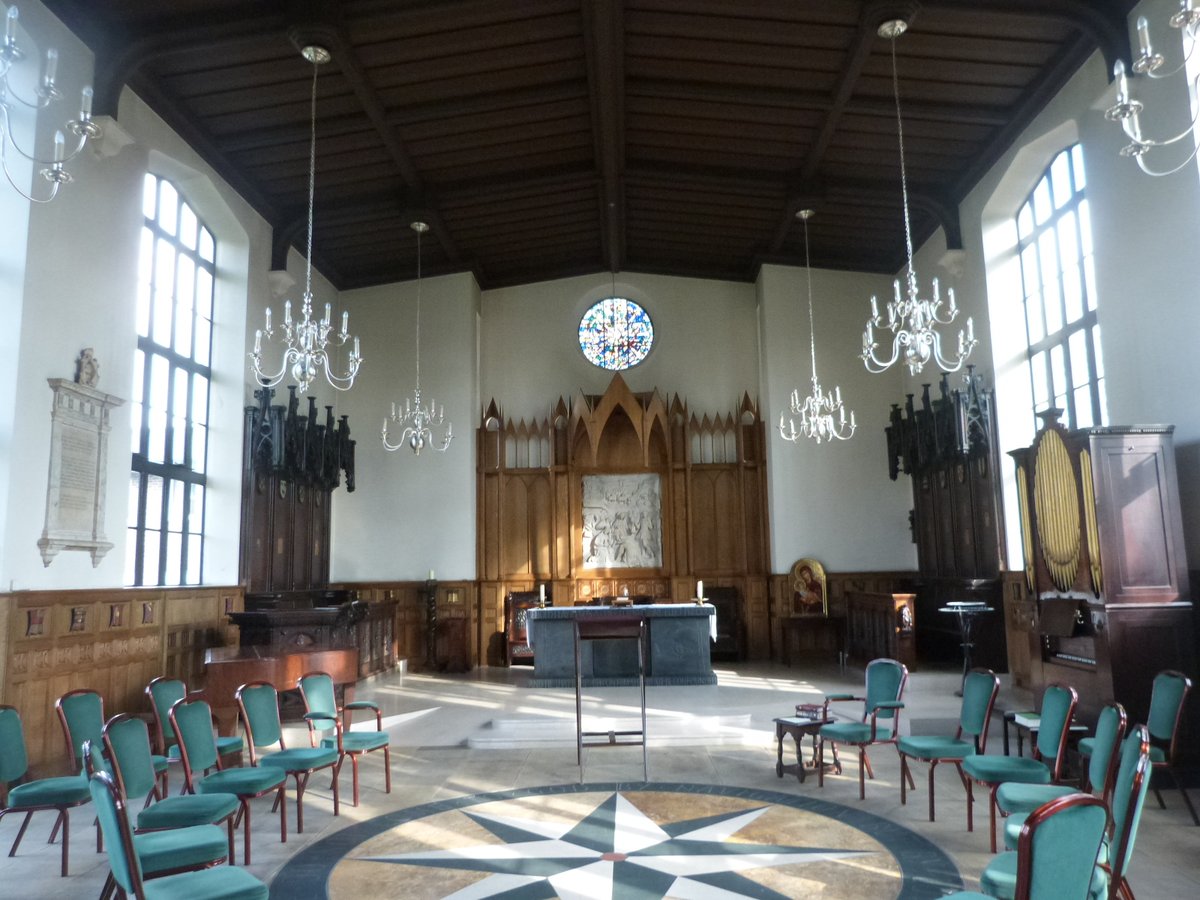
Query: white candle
1113 59 1129 105
341 310 349 334
254 329 262 352
539 584 546 601
6 8 18 46
696 580 704 599
43 48 58 89
53 130 64 162
850 410 857 429
353 335 360 357
80 85 93 120
428 569 435 580
284 300 292 324
870 295 879 319
1136 16 1152 57
323 302 331 326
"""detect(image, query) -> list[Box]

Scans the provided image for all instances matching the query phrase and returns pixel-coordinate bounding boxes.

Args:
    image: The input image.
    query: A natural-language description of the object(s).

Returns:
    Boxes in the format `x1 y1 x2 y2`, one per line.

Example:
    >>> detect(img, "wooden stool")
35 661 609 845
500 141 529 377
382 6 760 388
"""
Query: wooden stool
574 614 648 782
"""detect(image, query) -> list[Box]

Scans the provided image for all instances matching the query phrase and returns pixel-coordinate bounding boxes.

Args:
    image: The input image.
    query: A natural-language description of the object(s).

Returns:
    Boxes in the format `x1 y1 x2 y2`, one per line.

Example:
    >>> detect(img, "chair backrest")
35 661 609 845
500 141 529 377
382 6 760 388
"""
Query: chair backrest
298 672 338 722
1014 793 1109 900
146 677 187 752
1107 724 1152 886
89 769 146 898
1085 703 1126 801
57 689 104 771
237 681 285 759
103 714 160 802
171 695 221 777
863 657 907 724
1033 682 1077 778
1146 670 1191 761
0 705 31 791
959 668 1000 752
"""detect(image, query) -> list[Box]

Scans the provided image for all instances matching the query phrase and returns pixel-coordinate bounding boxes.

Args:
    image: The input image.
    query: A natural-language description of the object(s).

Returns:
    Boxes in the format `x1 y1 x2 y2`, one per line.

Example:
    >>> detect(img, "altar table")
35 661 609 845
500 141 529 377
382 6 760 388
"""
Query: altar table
526 604 716 687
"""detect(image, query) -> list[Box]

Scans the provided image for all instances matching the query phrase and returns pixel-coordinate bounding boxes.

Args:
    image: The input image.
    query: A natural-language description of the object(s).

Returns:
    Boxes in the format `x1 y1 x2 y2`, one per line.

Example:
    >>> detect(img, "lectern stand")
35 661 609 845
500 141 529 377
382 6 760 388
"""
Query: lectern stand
574 614 648 781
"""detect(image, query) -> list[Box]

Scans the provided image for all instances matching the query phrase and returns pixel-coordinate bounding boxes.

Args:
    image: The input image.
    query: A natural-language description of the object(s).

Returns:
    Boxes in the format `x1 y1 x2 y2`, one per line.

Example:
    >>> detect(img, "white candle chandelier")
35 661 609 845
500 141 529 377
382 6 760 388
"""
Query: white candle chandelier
382 221 453 456
250 45 361 394
861 19 976 377
1 5 100 203
779 210 856 444
1105 1 1200 177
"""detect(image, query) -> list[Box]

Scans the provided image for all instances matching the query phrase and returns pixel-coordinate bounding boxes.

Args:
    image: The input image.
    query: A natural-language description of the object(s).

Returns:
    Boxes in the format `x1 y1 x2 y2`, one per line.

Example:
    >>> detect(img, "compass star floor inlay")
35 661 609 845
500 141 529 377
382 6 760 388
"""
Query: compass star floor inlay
270 782 963 899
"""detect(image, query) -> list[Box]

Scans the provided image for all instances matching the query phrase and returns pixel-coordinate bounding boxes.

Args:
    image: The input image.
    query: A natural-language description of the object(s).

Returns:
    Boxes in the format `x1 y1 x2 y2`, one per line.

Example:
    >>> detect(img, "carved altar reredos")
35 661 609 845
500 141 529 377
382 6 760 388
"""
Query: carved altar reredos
477 373 770 663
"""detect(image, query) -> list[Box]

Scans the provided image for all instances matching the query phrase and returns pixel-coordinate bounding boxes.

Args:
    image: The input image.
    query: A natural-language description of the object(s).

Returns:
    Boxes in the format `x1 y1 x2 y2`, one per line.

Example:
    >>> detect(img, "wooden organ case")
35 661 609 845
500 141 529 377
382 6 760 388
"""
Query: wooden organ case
886 368 1008 671
1010 411 1196 726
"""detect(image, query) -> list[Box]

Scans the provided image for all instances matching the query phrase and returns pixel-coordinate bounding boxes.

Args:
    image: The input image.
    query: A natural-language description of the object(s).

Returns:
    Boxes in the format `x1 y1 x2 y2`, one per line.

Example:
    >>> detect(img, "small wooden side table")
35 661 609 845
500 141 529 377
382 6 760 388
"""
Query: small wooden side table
774 715 833 782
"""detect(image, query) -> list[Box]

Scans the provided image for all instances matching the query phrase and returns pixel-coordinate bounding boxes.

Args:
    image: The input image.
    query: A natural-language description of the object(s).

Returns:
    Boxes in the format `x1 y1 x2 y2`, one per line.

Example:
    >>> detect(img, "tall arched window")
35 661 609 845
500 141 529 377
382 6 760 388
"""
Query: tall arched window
127 174 215 586
1015 144 1105 430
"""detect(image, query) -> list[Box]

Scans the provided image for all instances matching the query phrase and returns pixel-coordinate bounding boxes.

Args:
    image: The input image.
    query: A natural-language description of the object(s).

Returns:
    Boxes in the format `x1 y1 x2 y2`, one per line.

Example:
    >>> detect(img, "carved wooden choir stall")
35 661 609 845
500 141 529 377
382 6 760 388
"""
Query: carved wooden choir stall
885 367 1008 671
478 374 769 665
1009 410 1197 726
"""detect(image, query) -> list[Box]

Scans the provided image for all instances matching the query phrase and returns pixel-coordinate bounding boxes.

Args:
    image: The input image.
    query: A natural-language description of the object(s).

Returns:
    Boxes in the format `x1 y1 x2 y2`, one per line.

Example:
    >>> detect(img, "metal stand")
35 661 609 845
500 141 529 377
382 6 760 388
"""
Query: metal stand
574 614 648 782
939 602 991 696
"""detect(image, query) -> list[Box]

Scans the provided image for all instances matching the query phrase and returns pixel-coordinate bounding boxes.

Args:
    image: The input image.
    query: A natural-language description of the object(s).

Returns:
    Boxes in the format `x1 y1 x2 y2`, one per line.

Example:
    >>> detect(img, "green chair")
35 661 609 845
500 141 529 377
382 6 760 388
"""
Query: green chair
997 703 1125 850
88 769 268 900
102 714 241 862
83 740 230 900
146 677 244 768
58 689 169 797
0 704 92 876
1145 669 1197 825
816 657 909 799
962 682 1077 852
170 694 288 865
897 667 999 821
298 670 391 807
1093 725 1153 900
943 793 1109 900
237 681 341 833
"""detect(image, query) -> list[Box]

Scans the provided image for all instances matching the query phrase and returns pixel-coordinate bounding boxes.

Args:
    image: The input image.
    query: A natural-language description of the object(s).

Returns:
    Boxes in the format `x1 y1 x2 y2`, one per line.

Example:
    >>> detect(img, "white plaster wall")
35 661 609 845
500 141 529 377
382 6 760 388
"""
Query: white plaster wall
758 263 915 571
331 272 479 581
479 271 759 423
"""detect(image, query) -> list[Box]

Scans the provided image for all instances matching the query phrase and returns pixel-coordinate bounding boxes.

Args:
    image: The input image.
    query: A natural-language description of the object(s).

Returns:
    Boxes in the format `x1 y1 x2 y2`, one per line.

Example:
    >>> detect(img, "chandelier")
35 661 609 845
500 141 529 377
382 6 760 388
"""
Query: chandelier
1 5 101 203
779 210 856 444
382 221 453 455
250 45 361 394
861 19 976 376
1105 3 1200 177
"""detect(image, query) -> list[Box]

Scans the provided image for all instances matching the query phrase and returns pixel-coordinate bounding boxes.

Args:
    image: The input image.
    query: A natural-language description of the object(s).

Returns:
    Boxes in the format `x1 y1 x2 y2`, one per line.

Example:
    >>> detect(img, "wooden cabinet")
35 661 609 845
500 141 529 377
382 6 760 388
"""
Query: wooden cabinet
1010 413 1196 726
845 591 916 668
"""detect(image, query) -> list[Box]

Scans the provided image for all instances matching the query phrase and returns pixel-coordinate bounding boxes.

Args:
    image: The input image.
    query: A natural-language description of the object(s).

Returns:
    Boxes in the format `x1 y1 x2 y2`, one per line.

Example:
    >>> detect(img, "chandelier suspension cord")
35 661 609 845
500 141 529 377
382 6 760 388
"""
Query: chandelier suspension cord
302 59 318 304
890 36 915 275
802 213 818 385
414 221 422 394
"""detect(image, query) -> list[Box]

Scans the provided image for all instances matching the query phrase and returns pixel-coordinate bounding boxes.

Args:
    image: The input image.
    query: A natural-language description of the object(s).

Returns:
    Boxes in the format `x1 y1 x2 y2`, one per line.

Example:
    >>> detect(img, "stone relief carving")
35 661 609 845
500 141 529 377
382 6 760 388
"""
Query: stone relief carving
581 474 662 569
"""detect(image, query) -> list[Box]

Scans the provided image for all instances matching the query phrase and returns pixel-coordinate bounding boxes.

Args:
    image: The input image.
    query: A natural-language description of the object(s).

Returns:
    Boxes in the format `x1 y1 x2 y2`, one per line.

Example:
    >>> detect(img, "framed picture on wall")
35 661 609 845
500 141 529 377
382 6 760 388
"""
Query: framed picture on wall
581 474 662 569
790 558 827 616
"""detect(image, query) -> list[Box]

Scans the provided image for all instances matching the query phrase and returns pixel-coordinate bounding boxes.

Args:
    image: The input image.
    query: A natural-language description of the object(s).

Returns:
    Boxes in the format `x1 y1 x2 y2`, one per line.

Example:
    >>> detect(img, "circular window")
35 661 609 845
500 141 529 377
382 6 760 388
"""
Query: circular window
578 297 654 370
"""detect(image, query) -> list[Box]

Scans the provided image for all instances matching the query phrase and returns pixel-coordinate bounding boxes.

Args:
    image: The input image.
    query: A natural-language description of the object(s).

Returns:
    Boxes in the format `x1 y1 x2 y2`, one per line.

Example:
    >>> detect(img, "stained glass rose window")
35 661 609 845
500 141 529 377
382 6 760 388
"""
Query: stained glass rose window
578 297 654 370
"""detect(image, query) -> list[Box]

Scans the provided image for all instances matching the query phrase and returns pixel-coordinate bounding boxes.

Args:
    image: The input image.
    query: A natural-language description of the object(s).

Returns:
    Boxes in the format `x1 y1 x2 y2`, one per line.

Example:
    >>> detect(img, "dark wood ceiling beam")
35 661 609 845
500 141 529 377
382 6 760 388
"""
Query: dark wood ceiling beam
582 0 626 273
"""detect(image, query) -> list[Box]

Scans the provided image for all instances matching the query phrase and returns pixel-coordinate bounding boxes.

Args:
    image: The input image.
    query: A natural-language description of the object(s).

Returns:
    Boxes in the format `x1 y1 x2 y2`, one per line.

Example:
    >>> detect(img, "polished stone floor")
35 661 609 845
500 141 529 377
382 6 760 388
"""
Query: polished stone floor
4 660 1197 897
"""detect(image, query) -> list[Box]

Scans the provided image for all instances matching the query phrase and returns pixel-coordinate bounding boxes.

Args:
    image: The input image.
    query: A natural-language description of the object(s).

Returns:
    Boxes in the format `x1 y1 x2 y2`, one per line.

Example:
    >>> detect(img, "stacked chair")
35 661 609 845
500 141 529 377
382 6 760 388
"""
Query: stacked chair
297 670 391 807
170 695 288 864
896 668 1000 821
816 657 909 799
236 681 341 833
961 682 1077 852
0 704 93 876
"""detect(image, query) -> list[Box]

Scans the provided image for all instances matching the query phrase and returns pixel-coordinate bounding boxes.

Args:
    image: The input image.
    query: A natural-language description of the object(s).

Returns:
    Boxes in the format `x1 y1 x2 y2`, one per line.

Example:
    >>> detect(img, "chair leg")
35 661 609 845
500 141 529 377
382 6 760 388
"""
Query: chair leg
1169 767 1200 825
927 760 939 822
817 738 825 787
294 773 307 833
99 870 117 900
351 754 361 807
987 784 1000 853
383 746 391 794
899 754 909 806
60 810 70 876
241 800 253 865
8 810 34 856
331 764 339 817
965 779 975 833
225 817 235 865
858 748 868 799
278 785 288 844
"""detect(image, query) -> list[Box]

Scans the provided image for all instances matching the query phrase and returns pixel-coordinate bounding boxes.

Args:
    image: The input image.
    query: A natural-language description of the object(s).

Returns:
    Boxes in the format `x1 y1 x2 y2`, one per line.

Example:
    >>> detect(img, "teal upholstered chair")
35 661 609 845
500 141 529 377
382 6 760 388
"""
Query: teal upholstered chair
146 677 244 766
1094 725 1153 900
816 657 909 799
944 793 1109 900
897 667 999 821
962 682 1077 852
1144 669 1197 825
102 714 240 862
83 740 229 900
88 769 268 900
237 681 341 832
997 703 1125 850
298 670 391 807
170 694 288 864
0 704 92 876
58 689 169 796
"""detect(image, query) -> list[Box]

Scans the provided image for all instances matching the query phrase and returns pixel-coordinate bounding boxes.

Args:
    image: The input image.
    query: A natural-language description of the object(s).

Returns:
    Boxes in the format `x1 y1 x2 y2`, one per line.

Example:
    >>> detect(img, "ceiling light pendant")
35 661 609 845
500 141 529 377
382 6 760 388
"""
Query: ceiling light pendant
1105 2 1200 177
250 45 361 394
779 210 856 444
861 19 975 376
382 221 453 455
1 5 101 203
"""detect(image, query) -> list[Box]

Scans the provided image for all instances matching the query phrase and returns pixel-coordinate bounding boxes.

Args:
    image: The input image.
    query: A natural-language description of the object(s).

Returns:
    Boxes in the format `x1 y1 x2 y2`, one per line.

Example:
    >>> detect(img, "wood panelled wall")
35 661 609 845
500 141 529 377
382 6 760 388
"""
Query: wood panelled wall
768 570 915 660
0 586 242 775
477 374 771 663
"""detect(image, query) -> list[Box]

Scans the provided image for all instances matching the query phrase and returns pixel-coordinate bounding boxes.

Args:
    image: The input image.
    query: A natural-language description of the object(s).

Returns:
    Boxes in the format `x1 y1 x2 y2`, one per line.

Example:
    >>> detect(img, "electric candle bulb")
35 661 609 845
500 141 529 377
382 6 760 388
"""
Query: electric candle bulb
43 48 58 88
1137 16 1152 57
284 300 292 324
341 310 348 333
323 302 331 326
6 8 18 46
254 329 262 352
53 130 64 162
80 86 93 120
265 307 272 331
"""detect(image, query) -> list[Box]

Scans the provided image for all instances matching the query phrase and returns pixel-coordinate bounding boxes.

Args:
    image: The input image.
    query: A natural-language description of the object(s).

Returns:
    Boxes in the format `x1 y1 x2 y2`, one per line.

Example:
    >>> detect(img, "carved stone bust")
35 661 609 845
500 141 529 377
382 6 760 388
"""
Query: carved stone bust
75 347 100 388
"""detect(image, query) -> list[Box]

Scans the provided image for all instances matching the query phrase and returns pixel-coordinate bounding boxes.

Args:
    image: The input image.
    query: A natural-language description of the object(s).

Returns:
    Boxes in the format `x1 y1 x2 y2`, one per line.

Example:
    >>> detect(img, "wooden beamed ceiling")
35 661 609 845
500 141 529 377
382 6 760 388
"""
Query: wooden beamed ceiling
43 0 1135 290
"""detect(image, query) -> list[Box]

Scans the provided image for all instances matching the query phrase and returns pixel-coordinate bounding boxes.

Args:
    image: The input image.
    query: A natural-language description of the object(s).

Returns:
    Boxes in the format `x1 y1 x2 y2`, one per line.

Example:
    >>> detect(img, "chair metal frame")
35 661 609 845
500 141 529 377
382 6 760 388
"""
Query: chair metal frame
817 657 910 800
297 670 391 807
